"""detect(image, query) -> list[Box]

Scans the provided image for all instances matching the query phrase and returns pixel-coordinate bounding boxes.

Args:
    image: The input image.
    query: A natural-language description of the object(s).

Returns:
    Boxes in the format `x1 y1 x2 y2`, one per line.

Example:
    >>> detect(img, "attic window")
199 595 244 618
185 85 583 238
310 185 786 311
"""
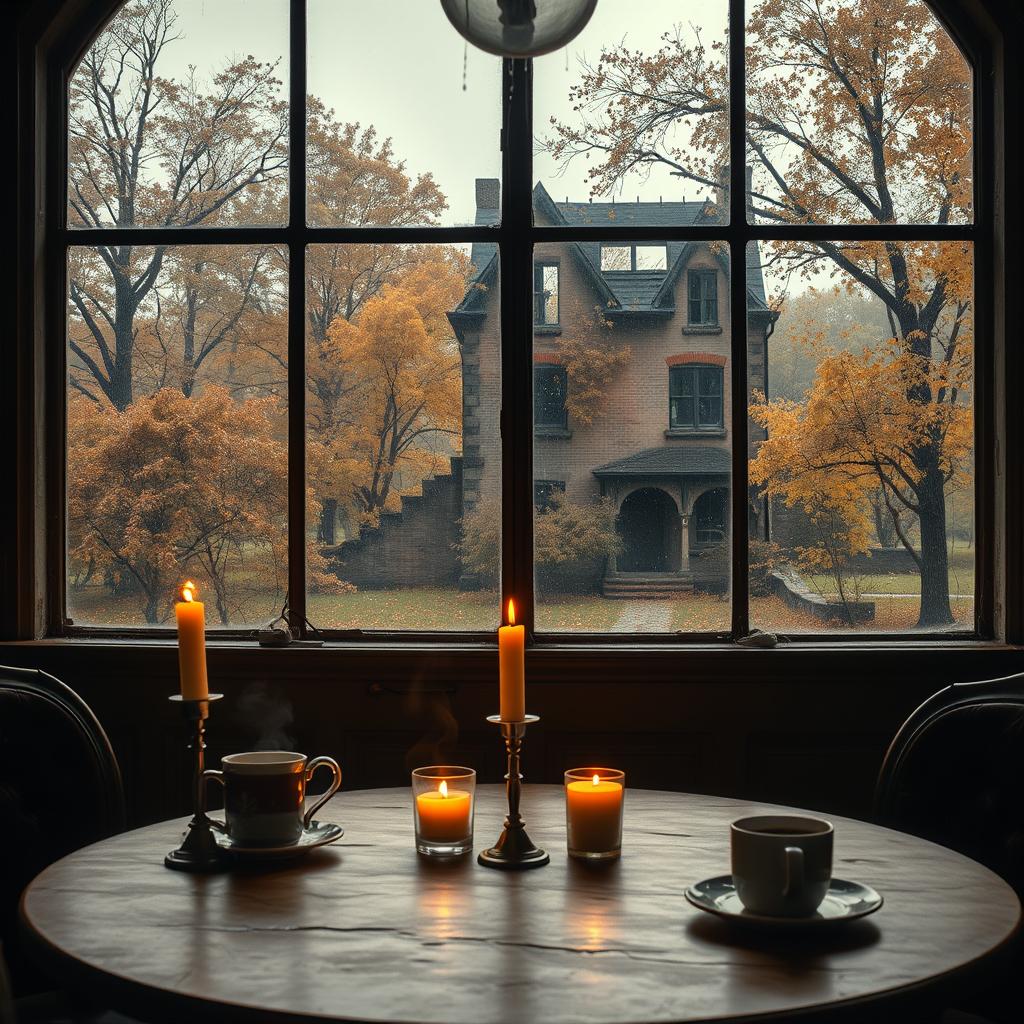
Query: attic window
635 246 667 271
600 246 632 271
600 244 667 272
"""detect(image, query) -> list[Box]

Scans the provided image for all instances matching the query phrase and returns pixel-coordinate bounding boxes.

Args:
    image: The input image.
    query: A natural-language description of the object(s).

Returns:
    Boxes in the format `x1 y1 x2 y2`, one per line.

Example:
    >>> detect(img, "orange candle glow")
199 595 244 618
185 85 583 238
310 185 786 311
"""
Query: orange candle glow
416 780 472 843
174 581 209 701
566 772 624 856
498 598 525 722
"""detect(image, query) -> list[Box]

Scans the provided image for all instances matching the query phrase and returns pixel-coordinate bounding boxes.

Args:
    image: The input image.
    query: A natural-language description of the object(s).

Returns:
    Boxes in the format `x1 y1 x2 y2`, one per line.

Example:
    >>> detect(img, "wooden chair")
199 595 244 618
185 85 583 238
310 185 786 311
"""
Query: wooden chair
876 671 1024 1023
0 666 125 998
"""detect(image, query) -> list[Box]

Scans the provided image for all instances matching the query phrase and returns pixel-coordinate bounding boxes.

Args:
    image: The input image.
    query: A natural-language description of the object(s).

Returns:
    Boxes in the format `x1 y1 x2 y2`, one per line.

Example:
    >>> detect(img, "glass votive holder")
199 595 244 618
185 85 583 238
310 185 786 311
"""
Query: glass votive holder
565 767 626 861
412 766 476 857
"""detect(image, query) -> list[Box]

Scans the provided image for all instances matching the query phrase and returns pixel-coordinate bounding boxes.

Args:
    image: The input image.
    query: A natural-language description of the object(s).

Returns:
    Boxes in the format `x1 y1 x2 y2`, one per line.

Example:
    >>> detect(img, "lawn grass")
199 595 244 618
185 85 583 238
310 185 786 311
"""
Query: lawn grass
68 574 975 635
805 548 975 598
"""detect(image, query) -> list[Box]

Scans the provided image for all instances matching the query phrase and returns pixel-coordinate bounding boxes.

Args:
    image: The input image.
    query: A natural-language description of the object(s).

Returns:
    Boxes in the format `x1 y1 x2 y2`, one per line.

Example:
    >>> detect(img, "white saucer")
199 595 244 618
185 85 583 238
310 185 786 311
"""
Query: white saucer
686 875 883 928
213 820 344 860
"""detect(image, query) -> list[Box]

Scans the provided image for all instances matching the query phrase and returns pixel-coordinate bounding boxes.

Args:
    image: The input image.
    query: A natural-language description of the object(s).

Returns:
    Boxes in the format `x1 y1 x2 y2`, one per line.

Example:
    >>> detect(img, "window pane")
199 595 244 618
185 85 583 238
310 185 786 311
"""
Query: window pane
534 242 731 633
536 264 560 325
636 246 668 272
67 244 288 627
601 247 631 272
307 0 500 227
534 0 729 226
746 0 973 224
699 367 722 396
69 0 289 229
748 240 974 634
306 243 500 630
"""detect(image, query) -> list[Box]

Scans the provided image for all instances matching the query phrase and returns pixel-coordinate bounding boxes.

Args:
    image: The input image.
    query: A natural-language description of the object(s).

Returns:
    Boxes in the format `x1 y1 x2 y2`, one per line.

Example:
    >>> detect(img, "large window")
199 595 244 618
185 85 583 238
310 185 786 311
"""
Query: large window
670 365 724 431
48 0 998 643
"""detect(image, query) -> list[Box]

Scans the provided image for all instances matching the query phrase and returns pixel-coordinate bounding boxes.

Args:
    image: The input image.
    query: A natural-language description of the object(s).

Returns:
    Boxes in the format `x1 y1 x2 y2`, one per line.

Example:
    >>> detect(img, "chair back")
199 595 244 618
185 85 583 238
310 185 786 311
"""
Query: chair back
876 671 1024 896
0 666 125 992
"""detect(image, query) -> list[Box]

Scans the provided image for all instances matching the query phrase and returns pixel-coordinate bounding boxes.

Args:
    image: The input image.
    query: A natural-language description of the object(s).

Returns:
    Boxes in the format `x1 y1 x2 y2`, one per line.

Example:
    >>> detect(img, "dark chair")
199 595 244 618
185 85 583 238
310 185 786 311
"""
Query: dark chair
0 666 125 997
876 671 1024 1022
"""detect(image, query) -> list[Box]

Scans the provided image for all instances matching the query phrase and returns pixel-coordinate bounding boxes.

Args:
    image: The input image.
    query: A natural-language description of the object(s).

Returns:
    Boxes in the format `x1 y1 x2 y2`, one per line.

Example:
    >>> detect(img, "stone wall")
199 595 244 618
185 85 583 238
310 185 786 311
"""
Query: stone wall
330 458 464 589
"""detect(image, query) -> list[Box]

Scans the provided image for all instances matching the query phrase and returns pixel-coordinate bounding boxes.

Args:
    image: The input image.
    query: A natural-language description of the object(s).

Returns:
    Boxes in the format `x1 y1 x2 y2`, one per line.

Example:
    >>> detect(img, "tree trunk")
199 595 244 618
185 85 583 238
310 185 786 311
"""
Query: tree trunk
916 465 954 628
319 498 338 545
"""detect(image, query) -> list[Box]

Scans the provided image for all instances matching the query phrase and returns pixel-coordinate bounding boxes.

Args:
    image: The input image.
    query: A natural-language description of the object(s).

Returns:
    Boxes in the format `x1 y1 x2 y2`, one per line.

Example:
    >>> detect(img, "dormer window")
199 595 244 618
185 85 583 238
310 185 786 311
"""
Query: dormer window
600 244 667 272
688 270 718 325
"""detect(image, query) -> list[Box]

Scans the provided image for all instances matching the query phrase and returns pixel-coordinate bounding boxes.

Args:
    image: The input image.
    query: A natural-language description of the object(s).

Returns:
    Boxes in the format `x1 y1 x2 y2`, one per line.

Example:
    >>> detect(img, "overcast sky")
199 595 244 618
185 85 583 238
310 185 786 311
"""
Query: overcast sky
142 0 727 224
91 0 965 306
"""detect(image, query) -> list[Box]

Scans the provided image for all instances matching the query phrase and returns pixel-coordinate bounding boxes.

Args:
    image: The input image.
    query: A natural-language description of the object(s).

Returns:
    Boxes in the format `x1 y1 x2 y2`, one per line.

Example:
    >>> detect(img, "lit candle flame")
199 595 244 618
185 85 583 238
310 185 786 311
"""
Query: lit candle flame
592 774 600 786
439 780 448 799
507 598 516 626
178 580 198 603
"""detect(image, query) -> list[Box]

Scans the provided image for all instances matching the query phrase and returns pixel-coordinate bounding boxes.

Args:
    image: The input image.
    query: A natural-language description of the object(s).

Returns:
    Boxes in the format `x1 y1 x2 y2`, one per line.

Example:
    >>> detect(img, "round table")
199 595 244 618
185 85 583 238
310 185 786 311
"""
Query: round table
20 785 1021 1024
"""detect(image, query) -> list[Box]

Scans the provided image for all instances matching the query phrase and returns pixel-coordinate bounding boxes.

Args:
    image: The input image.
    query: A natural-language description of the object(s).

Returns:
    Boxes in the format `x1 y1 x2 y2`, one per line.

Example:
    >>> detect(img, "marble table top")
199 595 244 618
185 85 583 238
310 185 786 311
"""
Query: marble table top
20 785 1022 1024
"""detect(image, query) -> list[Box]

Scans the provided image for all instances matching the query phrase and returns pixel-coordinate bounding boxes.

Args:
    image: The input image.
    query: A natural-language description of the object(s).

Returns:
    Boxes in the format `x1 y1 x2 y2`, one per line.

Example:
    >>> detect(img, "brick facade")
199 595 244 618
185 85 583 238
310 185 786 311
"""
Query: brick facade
451 179 777 588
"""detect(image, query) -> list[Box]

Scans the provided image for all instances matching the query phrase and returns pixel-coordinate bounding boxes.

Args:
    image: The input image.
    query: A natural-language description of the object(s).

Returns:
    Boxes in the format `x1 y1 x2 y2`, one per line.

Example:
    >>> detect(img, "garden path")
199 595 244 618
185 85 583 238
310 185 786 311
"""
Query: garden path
610 600 672 633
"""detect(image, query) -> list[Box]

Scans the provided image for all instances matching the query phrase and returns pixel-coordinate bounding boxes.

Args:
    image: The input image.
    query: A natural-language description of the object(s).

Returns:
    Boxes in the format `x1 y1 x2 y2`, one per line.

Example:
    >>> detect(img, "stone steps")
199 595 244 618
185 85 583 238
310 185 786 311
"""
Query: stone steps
602 574 695 599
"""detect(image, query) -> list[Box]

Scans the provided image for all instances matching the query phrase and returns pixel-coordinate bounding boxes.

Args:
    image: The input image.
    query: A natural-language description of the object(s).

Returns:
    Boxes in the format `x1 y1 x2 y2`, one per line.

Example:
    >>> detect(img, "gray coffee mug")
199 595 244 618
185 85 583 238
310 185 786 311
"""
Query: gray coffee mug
731 815 833 917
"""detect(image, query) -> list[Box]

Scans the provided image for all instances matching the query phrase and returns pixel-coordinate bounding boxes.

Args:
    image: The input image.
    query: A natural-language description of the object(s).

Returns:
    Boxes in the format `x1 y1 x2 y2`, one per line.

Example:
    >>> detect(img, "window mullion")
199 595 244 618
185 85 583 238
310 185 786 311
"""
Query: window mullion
501 57 534 638
286 0 307 636
728 0 750 639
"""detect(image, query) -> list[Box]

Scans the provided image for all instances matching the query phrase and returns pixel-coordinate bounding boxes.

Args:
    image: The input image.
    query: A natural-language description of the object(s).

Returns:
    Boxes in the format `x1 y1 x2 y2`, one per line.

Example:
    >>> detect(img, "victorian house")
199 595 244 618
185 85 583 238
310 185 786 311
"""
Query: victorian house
448 177 778 596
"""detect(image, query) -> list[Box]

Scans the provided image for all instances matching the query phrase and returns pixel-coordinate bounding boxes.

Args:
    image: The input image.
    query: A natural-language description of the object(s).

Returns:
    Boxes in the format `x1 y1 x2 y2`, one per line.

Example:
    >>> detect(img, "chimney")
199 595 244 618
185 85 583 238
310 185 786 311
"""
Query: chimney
475 178 500 212
713 165 754 219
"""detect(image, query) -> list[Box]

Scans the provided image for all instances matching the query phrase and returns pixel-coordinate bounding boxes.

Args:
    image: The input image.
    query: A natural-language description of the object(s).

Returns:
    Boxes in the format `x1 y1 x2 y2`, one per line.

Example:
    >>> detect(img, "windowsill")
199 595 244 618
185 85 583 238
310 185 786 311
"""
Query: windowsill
534 325 562 336
535 425 572 438
665 428 726 439
683 325 723 335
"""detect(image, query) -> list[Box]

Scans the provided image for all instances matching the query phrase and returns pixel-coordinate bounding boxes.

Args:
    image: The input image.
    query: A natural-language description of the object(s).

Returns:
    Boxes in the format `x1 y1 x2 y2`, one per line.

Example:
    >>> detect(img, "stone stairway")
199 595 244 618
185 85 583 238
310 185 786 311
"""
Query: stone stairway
331 457 463 588
601 572 695 600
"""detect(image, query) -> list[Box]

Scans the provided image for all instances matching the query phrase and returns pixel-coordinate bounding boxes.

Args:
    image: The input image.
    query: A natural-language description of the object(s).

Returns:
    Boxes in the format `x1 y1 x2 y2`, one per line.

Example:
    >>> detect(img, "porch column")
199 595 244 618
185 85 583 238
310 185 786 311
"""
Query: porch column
680 514 691 572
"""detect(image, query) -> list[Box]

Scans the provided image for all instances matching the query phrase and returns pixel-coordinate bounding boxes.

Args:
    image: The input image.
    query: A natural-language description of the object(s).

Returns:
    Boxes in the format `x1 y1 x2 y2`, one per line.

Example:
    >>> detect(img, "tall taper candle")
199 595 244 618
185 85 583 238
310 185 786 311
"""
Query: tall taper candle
498 598 525 722
175 581 209 701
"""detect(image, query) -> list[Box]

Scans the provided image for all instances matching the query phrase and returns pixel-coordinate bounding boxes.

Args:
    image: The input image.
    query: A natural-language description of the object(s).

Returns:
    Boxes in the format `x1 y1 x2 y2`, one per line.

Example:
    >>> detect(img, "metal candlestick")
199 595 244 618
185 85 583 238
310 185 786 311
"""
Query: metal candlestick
478 714 549 869
164 693 227 872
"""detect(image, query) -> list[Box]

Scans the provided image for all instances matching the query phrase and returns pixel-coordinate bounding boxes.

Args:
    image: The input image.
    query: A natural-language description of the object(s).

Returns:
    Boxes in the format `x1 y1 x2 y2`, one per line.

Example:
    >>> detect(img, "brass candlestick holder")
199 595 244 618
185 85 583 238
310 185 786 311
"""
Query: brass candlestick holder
478 714 549 869
164 693 227 872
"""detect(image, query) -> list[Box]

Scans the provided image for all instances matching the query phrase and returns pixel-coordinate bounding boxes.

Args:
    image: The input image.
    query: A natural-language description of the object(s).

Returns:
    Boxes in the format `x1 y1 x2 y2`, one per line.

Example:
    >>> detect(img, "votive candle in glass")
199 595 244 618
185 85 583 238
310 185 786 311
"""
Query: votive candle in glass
412 766 476 857
565 767 625 860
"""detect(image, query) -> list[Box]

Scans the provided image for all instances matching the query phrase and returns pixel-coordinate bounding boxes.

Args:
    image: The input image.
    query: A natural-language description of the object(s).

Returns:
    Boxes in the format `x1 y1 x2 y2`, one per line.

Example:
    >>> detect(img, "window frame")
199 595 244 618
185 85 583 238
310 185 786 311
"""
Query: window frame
533 365 568 429
669 364 724 431
6 0 1021 659
533 260 560 327
600 243 669 273
687 269 719 326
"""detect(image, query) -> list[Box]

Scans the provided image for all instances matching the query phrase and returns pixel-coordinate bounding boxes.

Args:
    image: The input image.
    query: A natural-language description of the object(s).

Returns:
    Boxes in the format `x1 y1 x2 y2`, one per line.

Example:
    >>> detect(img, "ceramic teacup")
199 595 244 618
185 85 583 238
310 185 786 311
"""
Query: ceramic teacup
203 751 342 847
731 814 833 917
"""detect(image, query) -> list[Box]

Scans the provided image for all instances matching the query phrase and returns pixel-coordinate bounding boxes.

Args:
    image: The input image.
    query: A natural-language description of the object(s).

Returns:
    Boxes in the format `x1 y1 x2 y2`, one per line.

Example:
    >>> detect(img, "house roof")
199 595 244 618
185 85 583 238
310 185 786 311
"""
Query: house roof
450 180 774 326
592 445 731 478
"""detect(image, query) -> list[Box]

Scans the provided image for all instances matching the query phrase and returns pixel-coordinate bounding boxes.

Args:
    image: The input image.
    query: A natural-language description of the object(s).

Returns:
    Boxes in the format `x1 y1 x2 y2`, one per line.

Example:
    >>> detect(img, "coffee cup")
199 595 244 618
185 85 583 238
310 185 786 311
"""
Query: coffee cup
203 751 342 846
730 815 833 917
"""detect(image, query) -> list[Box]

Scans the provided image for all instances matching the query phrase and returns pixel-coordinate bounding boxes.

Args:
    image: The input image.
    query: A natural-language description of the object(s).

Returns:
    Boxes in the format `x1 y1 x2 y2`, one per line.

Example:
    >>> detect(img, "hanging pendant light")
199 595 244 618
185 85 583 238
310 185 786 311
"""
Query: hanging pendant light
441 0 598 59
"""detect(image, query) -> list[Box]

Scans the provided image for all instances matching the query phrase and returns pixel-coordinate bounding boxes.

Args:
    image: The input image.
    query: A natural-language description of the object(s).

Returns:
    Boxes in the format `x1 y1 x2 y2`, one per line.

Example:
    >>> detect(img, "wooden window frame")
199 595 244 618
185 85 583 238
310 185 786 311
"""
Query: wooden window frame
6 0 1024 674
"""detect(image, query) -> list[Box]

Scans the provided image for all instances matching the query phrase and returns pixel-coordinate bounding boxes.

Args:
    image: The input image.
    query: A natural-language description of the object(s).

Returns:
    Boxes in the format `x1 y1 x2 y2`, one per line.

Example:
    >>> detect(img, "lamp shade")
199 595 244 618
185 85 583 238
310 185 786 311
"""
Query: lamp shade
440 0 598 59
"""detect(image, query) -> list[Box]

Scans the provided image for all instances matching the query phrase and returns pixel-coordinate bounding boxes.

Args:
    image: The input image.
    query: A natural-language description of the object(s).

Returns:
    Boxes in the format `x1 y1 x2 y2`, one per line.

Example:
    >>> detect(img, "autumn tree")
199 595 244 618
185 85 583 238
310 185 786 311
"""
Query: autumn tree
546 0 972 625
67 0 287 411
321 256 468 525
67 387 288 624
555 298 631 426
305 97 449 542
